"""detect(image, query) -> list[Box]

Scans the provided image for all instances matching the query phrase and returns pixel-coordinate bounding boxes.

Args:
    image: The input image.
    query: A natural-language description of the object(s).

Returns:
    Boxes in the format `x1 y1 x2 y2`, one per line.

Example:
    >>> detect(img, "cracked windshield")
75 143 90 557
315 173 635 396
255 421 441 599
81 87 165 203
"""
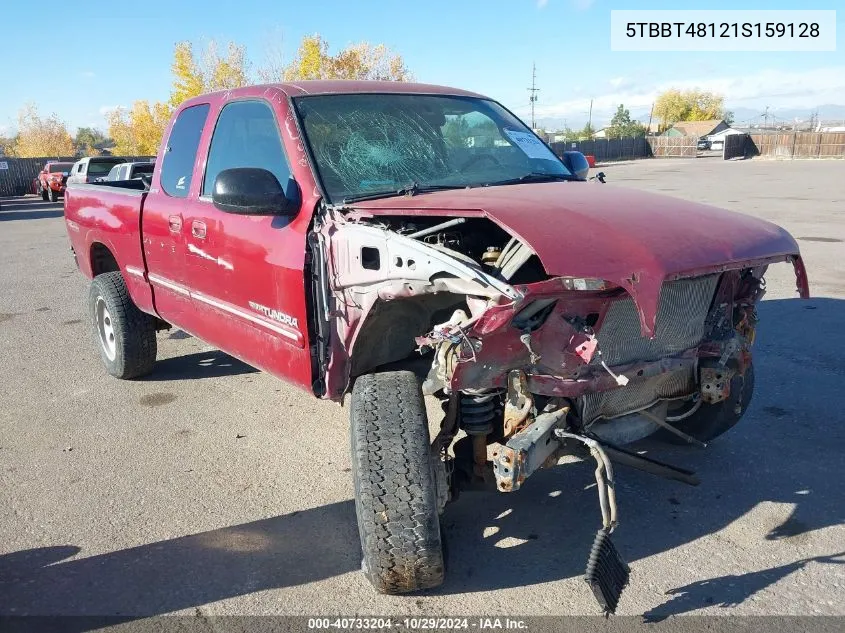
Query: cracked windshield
294 93 571 202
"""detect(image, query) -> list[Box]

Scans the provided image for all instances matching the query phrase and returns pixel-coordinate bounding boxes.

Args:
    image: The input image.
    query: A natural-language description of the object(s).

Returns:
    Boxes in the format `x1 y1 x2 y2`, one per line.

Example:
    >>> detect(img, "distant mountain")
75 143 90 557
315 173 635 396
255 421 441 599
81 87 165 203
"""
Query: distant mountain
729 105 845 126
533 104 845 132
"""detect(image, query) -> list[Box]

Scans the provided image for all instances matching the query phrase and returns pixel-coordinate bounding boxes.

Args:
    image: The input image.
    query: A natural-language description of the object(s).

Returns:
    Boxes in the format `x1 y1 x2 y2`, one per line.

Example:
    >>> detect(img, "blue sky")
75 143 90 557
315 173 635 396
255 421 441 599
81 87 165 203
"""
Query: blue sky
1 0 842 135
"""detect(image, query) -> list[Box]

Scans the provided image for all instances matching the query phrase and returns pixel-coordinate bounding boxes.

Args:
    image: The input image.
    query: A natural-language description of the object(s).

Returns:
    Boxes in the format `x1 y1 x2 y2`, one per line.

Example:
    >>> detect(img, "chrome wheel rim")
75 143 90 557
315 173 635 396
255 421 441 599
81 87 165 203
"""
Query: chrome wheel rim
95 297 116 361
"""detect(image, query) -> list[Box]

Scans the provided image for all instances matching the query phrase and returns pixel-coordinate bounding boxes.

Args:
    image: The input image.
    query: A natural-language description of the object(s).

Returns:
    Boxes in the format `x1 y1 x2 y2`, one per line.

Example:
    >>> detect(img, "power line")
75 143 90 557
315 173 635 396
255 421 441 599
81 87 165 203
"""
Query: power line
527 63 540 129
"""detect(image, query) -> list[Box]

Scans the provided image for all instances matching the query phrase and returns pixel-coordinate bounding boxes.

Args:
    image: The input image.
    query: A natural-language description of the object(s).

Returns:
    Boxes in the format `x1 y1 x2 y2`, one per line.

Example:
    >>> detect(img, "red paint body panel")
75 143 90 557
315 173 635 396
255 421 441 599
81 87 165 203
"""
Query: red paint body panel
352 183 807 335
64 186 155 314
65 84 323 395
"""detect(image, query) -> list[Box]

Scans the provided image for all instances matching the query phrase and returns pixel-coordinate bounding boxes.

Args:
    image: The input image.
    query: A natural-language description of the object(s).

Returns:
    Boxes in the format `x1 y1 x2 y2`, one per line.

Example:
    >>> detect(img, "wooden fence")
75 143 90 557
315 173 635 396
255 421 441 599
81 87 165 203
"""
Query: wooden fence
0 156 154 197
550 137 651 161
0 157 75 197
550 136 704 160
647 136 698 158
723 133 845 160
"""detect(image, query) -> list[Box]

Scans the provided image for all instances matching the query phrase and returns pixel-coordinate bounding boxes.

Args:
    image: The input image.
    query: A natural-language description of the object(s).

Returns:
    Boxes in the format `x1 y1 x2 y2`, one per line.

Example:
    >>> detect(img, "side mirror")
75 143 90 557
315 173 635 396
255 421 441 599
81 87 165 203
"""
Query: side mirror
562 151 590 181
212 167 299 216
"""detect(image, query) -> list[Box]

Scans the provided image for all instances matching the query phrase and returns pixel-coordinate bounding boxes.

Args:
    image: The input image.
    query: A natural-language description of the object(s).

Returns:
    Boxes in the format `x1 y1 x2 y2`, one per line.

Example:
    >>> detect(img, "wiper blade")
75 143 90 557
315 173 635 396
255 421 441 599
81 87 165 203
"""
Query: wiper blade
342 182 468 204
483 172 575 187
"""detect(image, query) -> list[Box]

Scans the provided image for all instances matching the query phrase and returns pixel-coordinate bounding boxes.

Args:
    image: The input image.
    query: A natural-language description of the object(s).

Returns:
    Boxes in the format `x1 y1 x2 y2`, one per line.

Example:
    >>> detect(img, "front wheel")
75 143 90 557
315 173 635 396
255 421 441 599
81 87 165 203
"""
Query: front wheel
40 184 48 201
88 272 157 379
350 371 445 594
48 187 59 203
660 363 755 444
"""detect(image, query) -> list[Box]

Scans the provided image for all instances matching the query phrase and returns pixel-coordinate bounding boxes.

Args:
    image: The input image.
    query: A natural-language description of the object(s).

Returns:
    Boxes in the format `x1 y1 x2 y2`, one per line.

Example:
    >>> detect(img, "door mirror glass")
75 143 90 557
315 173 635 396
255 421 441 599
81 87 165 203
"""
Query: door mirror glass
562 151 590 180
211 167 299 216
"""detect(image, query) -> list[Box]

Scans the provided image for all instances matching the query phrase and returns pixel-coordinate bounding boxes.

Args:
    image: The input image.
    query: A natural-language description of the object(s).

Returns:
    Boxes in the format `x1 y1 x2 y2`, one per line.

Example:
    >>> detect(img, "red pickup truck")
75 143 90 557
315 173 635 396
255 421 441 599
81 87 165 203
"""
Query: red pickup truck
37 160 74 202
64 81 809 611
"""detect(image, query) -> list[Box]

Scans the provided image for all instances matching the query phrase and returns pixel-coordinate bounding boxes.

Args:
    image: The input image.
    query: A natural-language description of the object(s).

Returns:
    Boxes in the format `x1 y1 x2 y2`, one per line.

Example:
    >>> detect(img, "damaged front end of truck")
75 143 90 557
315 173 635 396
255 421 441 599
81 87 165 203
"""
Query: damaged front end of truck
308 191 808 612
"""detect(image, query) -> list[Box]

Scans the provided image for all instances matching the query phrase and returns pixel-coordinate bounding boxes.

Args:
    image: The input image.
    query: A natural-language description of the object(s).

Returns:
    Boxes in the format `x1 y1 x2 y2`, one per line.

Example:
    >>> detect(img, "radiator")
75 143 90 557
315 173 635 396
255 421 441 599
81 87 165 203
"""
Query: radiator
579 274 720 424
592 274 720 367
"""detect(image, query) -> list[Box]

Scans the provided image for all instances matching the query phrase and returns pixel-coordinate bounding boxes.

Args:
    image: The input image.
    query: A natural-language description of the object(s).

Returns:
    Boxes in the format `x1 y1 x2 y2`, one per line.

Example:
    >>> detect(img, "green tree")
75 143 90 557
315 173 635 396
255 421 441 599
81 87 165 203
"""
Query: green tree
578 123 595 140
606 104 646 139
74 127 108 156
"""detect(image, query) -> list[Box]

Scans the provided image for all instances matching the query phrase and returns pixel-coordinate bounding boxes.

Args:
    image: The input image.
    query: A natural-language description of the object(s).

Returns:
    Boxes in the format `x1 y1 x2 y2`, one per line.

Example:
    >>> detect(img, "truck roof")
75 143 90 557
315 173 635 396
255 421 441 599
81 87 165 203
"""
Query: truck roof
178 80 486 109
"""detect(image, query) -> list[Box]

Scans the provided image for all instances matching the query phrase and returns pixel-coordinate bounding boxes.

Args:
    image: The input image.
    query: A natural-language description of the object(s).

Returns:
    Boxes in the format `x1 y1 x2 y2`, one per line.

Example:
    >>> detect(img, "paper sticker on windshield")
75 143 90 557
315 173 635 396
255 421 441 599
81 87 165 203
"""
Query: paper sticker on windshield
503 130 555 160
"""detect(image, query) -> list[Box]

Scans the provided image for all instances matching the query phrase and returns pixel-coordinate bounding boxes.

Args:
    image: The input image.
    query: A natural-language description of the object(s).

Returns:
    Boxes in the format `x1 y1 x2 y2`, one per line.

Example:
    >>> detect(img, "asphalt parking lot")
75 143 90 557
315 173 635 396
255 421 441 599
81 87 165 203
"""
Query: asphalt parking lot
1 159 844 621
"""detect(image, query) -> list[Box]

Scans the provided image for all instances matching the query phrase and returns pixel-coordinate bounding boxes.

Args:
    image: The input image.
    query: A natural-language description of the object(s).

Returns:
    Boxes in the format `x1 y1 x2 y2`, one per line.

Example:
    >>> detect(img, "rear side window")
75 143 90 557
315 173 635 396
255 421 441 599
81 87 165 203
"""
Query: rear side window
202 100 292 196
88 160 121 176
160 103 210 198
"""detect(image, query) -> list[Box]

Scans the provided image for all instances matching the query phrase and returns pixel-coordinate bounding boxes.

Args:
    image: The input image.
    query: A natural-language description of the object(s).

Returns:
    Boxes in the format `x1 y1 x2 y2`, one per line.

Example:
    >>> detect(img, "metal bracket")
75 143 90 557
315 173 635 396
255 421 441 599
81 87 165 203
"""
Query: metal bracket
493 406 569 492
503 369 533 437
700 365 735 404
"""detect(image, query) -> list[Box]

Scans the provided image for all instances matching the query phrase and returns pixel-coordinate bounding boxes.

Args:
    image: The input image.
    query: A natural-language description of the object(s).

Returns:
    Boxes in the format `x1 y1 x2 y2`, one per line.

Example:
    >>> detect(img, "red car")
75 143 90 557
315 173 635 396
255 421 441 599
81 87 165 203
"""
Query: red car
37 161 74 202
63 81 809 611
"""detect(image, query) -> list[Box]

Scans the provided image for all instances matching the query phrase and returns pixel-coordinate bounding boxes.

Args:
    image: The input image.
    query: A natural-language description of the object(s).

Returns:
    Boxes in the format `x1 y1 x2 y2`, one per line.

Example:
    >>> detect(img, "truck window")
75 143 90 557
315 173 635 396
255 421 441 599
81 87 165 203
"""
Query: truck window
202 100 292 196
160 103 210 198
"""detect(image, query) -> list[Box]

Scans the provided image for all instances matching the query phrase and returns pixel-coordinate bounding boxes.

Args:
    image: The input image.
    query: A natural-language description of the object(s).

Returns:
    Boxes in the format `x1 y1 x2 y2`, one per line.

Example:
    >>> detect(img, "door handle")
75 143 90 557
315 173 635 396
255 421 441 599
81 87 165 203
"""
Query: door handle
191 220 207 239
168 215 182 232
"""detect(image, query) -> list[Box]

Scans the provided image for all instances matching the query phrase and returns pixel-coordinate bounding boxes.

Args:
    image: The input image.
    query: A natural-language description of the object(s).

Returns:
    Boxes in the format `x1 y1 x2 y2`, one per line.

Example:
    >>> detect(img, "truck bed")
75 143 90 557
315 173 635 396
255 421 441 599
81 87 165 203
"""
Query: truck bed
64 182 155 315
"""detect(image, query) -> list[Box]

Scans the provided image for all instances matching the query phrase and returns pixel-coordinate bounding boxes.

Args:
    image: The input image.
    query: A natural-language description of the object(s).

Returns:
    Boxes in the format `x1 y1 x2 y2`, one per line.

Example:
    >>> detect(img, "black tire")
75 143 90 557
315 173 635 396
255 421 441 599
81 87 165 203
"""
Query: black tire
88 271 157 379
40 185 48 201
659 363 755 444
350 371 445 594
48 187 58 203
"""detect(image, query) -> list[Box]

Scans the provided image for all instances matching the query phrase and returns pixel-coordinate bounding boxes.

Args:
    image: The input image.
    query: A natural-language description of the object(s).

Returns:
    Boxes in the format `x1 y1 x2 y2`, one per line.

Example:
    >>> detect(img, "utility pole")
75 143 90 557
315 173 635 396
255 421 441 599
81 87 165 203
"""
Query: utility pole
588 99 593 133
762 105 770 129
647 103 654 136
527 63 540 129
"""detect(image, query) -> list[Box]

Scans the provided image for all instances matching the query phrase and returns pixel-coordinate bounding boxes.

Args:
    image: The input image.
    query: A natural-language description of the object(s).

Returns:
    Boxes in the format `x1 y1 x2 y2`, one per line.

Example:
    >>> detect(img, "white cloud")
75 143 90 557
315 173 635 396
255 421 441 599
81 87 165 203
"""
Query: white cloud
537 0 548 8
0 124 7 134
81 70 96 78
522 66 845 124
98 105 125 115
572 0 594 9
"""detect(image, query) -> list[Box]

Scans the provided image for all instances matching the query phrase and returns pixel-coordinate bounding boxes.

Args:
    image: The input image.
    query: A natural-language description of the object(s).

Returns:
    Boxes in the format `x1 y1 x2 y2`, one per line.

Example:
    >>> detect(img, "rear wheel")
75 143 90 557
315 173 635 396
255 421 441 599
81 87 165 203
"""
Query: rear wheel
660 363 755 443
350 371 445 594
88 272 157 379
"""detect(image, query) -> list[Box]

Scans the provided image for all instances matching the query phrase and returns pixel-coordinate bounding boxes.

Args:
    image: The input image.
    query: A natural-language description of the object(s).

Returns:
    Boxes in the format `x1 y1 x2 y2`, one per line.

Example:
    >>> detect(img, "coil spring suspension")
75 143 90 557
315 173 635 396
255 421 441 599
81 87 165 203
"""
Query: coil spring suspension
460 391 499 436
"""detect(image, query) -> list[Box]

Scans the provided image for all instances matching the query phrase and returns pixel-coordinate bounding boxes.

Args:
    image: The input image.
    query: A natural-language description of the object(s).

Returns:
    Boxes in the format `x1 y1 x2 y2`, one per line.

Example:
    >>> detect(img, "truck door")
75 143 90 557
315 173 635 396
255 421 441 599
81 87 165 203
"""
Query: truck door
142 103 210 325
178 98 313 389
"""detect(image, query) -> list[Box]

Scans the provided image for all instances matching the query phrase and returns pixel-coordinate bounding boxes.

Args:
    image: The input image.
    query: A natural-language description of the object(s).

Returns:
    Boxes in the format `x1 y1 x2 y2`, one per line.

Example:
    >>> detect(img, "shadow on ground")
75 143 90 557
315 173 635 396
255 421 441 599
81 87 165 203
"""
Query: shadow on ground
0 197 64 221
143 350 258 381
1 298 843 618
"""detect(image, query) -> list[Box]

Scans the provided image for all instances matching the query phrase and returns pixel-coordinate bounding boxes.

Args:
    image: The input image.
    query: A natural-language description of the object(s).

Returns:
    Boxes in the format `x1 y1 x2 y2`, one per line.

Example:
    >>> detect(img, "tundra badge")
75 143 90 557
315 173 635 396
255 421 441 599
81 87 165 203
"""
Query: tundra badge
248 301 299 329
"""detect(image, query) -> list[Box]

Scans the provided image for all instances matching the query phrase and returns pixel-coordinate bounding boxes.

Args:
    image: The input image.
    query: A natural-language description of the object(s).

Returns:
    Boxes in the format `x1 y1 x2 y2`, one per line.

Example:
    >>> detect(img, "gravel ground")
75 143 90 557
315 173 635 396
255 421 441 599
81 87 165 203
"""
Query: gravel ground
0 158 843 623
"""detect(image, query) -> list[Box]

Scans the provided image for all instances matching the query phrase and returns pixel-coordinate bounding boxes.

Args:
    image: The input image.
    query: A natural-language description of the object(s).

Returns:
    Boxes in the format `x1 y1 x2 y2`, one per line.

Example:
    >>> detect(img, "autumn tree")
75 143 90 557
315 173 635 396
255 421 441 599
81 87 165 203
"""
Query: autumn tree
653 89 728 129
107 101 171 156
606 104 646 139
0 136 17 156
278 34 410 81
170 39 250 106
9 103 75 158
169 41 205 107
